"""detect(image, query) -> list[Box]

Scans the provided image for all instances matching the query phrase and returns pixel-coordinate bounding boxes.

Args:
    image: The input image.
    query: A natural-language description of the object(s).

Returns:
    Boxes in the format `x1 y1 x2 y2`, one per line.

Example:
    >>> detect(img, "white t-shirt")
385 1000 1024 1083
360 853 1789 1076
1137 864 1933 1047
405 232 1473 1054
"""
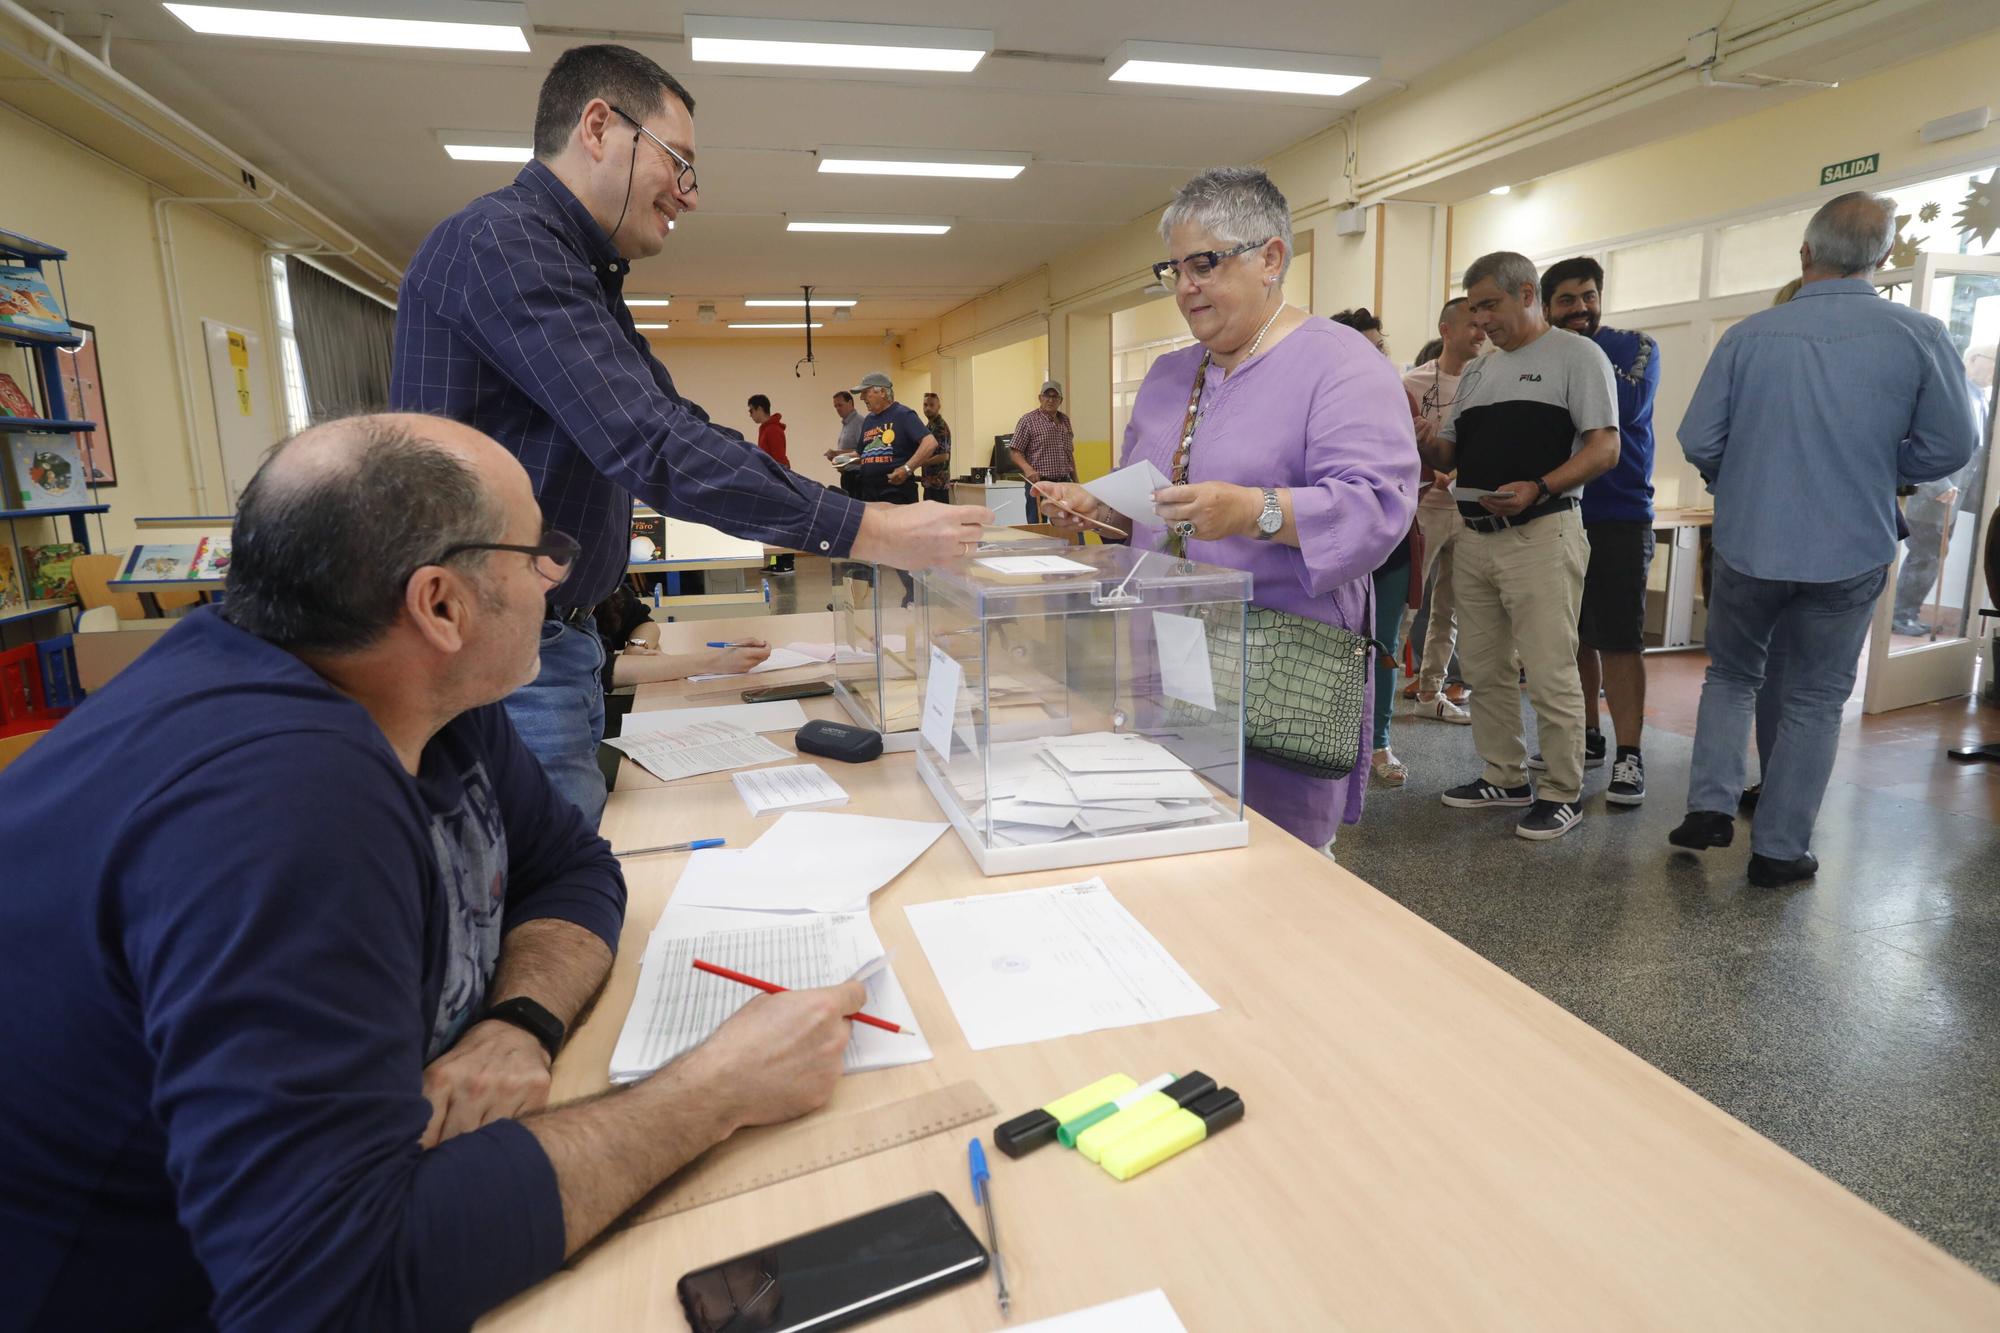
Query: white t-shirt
1402 362 1465 511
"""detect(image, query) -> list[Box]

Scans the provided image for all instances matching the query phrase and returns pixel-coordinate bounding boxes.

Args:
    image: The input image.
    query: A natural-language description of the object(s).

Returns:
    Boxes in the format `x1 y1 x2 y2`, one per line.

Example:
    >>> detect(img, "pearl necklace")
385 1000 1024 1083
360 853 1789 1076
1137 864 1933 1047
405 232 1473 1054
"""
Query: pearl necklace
1245 300 1288 359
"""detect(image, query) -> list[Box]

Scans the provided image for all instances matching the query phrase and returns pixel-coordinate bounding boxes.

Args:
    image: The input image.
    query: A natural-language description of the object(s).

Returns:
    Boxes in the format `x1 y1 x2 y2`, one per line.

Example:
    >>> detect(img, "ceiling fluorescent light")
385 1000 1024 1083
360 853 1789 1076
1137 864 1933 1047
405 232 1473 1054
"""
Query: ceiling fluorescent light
730 322 825 330
1488 185 1512 196
435 130 533 162
745 296 858 307
788 216 953 236
634 323 671 330
1107 40 1376 97
626 297 673 307
165 1 530 52
818 146 1028 180
685 15 990 73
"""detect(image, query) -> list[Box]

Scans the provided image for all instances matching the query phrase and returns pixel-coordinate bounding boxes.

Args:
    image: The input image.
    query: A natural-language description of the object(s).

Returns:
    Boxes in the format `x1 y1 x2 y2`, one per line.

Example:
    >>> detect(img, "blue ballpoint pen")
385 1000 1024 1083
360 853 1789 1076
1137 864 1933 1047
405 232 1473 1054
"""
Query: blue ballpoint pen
968 1138 1010 1317
617 837 725 857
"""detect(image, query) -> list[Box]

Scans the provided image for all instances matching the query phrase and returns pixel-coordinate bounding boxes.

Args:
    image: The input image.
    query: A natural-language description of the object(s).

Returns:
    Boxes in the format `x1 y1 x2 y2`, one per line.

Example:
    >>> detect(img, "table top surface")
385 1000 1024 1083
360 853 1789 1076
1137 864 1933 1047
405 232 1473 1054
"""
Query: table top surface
479 611 1999 1332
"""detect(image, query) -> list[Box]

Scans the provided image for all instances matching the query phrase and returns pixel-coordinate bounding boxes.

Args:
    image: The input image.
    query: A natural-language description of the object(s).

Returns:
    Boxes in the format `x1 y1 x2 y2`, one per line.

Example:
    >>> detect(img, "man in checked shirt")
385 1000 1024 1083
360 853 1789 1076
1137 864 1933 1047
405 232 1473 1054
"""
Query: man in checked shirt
392 45 989 823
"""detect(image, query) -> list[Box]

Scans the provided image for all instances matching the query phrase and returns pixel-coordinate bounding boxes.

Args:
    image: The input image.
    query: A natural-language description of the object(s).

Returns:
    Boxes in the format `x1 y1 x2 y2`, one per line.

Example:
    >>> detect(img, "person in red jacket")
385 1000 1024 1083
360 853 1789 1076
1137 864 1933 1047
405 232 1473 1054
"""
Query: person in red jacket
747 394 788 467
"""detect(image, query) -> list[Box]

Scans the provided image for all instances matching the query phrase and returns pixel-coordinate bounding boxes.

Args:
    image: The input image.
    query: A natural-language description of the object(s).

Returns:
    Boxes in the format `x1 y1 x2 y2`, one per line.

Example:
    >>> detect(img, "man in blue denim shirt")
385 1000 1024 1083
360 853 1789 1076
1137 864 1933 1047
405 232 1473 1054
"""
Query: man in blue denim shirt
1670 192 1977 886
392 45 988 823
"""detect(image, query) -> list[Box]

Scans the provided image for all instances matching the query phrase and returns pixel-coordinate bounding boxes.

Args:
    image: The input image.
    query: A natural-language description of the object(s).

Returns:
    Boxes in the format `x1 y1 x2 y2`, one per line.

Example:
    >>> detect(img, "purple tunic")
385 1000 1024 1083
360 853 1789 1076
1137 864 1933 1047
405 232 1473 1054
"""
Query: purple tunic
1121 318 1420 846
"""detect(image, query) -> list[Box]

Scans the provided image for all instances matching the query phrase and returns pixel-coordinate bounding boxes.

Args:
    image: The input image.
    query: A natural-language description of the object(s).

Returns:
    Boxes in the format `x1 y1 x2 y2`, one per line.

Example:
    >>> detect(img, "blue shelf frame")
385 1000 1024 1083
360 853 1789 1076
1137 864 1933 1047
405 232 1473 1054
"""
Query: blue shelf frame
0 417 96 435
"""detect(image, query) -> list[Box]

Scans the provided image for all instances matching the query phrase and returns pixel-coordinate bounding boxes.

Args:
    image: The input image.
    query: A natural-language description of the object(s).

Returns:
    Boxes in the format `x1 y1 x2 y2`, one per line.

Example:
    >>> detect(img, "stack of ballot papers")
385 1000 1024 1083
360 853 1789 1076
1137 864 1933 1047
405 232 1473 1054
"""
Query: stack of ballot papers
733 764 849 815
685 645 827 681
610 906 930 1083
670 810 947 913
621 698 808 737
603 719 791 784
941 730 1228 847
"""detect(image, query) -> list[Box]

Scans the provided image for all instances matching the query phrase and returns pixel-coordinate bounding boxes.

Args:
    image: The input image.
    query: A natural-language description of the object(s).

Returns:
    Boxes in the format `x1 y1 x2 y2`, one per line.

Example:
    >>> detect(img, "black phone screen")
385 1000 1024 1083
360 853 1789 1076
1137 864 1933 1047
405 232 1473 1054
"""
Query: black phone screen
677 1191 988 1333
742 681 835 702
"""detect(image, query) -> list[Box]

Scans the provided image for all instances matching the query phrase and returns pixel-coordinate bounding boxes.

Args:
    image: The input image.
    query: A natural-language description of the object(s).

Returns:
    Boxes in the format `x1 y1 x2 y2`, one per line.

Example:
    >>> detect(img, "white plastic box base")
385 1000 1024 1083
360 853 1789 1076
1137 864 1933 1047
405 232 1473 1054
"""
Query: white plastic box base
918 751 1249 876
832 682 919 753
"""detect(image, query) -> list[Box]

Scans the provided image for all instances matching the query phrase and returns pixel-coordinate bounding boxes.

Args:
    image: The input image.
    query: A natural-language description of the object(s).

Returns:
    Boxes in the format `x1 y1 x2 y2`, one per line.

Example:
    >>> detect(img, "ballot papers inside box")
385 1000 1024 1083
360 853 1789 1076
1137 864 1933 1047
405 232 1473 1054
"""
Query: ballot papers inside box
829 525 1067 752
912 543 1252 874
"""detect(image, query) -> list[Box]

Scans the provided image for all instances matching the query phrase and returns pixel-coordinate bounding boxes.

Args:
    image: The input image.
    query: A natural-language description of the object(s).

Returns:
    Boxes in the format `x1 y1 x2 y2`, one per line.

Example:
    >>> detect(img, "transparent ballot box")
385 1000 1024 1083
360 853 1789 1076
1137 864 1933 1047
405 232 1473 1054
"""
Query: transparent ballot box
914 544 1252 874
831 526 1068 752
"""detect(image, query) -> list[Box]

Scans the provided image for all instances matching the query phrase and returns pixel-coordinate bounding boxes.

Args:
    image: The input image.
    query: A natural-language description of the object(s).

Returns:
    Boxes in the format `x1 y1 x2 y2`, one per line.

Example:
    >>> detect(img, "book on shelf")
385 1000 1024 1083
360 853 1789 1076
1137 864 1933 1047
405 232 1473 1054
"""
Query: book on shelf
122 543 200 582
0 264 70 338
630 512 665 562
0 372 36 417
2 434 88 509
190 536 232 581
0 544 23 612
23 542 84 602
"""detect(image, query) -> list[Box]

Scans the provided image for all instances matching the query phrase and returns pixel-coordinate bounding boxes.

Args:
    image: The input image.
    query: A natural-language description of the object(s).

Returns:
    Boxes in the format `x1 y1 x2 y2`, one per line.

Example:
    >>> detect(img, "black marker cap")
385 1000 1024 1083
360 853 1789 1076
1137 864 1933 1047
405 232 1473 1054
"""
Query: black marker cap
994 1108 1060 1158
1188 1087 1244 1135
1161 1071 1216 1108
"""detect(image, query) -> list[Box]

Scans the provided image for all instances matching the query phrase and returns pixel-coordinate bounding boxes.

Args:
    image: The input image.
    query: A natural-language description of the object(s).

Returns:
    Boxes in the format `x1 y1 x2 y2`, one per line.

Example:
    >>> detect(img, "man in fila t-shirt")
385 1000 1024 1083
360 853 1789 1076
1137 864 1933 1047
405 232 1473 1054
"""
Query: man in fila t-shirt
1423 250 1620 842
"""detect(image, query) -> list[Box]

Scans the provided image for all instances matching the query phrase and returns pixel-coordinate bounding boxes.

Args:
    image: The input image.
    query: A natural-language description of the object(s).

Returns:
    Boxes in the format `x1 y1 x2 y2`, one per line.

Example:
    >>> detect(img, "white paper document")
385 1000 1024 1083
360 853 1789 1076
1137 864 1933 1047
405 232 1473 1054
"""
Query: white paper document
1081 458 1173 523
1012 1290 1188 1332
1044 733 1190 773
621 699 809 737
1059 768 1211 801
670 810 948 914
733 764 849 816
1152 610 1218 713
604 721 790 784
976 554 1096 576
610 910 930 1083
920 644 963 758
1451 485 1503 502
686 646 827 681
905 877 1218 1051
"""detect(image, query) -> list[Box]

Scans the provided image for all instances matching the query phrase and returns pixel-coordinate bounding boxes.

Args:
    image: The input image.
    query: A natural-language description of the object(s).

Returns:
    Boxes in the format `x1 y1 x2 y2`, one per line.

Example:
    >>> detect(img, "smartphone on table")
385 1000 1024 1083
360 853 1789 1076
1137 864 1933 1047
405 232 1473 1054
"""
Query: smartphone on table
742 681 834 703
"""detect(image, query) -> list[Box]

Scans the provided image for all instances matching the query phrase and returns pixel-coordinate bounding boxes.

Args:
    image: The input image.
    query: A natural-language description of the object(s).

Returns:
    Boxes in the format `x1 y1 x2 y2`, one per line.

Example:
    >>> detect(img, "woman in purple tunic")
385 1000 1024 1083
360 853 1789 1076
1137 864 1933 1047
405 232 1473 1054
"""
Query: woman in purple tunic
1036 168 1419 852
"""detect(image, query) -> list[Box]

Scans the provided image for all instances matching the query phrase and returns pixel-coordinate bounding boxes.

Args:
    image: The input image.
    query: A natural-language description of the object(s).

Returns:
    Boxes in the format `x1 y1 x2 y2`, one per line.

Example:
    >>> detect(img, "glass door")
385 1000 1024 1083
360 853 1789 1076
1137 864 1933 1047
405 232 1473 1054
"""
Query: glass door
1863 253 2000 713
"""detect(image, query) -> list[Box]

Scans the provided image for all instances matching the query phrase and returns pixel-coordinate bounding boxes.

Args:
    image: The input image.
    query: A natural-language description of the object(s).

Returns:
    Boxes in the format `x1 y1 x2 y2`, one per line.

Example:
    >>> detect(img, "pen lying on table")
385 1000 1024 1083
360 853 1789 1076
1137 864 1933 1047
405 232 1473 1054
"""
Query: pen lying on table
617 837 726 856
691 957 915 1035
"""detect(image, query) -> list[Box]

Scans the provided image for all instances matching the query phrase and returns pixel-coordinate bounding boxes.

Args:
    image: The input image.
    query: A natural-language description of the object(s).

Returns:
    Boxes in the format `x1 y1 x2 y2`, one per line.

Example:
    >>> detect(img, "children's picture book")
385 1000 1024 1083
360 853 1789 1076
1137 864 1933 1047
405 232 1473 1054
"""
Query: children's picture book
0 544 24 612
0 264 70 337
122 544 199 582
191 536 232 581
3 434 89 509
0 372 36 417
630 512 666 562
23 542 84 602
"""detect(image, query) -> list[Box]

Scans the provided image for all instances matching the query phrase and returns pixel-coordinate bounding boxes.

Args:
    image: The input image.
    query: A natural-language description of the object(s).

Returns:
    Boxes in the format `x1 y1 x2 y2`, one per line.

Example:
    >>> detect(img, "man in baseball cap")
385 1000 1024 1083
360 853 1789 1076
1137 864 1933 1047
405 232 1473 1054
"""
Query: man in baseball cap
849 372 942 505
1009 380 1075 521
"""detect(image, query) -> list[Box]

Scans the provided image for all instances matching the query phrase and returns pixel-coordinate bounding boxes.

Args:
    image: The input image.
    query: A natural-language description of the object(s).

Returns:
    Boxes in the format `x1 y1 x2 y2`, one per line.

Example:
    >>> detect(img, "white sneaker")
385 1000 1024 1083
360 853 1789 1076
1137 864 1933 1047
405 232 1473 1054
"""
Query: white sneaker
1427 695 1471 725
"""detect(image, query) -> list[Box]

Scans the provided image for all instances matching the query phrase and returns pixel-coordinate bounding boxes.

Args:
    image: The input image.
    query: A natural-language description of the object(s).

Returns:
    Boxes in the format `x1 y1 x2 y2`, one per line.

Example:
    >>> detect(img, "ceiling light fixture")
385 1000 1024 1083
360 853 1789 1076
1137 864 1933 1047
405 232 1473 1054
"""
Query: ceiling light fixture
626 297 673 307
787 216 953 236
435 129 532 162
730 322 825 330
1106 40 1376 97
1488 185 1512 196
164 1 530 52
745 296 857 307
634 323 671 330
684 15 990 73
817 146 1028 180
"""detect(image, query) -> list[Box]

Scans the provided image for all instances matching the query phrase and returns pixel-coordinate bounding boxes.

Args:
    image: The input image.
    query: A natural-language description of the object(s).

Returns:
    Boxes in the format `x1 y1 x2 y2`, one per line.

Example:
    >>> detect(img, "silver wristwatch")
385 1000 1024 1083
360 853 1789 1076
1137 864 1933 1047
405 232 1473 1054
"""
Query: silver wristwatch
1254 488 1283 540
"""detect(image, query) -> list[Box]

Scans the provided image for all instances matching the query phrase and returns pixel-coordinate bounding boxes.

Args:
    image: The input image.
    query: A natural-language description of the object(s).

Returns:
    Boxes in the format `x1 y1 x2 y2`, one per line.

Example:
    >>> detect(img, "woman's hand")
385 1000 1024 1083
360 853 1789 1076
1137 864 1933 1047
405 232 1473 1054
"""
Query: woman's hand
1032 481 1127 537
1152 482 1261 542
707 640 771 675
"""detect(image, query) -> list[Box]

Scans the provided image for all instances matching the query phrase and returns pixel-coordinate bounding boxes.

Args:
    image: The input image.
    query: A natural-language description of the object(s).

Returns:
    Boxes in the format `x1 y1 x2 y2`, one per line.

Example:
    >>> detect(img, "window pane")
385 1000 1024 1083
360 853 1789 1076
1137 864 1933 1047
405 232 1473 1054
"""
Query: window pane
1714 208 1815 297
1603 233 1703 311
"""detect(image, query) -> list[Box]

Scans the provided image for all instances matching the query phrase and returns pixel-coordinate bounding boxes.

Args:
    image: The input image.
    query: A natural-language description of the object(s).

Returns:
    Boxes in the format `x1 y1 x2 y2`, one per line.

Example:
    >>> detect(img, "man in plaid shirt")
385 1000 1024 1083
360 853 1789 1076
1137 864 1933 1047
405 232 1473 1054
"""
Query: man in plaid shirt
392 45 987 821
1009 380 1076 522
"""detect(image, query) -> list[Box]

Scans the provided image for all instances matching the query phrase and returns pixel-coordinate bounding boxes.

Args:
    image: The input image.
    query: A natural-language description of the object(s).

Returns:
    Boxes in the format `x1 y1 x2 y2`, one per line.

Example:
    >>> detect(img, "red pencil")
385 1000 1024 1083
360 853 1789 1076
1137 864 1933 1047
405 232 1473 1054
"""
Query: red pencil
691 957 911 1035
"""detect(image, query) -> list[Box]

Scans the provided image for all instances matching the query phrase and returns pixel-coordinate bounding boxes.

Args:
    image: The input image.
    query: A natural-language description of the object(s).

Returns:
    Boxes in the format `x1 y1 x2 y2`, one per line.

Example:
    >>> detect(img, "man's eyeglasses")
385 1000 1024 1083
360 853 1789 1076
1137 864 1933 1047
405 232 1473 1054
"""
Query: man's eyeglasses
416 529 581 587
609 104 697 195
1151 238 1272 286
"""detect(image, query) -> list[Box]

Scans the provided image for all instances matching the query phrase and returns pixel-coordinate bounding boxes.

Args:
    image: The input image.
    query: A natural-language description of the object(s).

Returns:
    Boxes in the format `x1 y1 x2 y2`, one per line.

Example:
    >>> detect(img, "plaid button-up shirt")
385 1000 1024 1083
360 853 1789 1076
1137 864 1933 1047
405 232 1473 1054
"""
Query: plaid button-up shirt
391 161 863 608
1010 408 1075 480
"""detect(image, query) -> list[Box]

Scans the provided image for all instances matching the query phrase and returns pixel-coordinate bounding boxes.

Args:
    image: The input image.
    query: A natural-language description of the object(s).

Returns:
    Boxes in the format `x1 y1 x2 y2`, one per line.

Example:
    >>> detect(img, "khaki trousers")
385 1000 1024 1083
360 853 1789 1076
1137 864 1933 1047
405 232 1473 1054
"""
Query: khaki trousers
1414 504 1464 695
1451 507 1591 802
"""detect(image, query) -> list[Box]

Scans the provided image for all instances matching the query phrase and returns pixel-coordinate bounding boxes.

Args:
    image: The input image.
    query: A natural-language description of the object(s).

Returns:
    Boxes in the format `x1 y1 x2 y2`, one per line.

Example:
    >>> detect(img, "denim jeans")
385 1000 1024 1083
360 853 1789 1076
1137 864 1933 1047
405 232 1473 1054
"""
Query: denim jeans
1687 558 1887 860
502 619 608 826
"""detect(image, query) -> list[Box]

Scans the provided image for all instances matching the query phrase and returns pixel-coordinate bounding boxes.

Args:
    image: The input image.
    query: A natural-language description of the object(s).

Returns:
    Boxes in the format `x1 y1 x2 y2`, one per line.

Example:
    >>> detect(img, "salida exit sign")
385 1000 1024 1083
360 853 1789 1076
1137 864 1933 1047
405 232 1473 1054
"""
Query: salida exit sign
1820 153 1880 186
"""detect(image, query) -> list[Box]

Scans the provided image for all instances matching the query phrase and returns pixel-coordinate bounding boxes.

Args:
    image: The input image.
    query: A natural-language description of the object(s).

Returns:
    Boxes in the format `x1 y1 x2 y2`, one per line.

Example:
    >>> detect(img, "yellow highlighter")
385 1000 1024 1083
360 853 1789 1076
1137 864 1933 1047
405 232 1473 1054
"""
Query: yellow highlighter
1075 1071 1217 1163
993 1073 1136 1158
1100 1087 1244 1181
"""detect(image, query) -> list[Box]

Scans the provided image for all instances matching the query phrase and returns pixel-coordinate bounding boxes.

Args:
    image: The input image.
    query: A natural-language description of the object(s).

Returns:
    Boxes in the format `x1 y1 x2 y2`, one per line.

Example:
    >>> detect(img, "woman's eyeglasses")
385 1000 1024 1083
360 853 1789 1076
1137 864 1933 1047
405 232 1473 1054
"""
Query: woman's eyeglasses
418 529 581 587
1151 238 1272 286
609 104 697 195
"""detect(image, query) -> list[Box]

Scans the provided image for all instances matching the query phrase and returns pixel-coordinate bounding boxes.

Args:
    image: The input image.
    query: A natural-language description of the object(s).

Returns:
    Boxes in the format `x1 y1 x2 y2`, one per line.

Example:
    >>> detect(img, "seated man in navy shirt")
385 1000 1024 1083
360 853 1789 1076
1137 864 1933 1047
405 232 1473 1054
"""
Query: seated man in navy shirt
0 413 862 1331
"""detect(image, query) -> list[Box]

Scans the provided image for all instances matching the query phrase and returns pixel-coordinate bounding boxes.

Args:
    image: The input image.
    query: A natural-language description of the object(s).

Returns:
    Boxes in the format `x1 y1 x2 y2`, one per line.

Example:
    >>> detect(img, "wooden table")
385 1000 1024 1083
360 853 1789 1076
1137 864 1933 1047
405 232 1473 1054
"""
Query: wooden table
480 613 1999 1331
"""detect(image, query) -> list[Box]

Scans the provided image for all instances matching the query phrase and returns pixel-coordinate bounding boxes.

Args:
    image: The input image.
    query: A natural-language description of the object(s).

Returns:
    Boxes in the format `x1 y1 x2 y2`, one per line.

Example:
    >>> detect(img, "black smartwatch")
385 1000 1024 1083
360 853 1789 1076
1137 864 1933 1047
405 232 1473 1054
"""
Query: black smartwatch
1534 476 1553 500
483 996 565 1061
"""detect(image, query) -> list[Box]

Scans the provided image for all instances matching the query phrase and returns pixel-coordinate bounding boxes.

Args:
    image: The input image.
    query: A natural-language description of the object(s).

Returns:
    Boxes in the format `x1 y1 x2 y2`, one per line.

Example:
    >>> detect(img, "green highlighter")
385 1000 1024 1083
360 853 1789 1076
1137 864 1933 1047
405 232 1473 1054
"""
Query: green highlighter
1075 1071 1218 1163
1056 1073 1174 1148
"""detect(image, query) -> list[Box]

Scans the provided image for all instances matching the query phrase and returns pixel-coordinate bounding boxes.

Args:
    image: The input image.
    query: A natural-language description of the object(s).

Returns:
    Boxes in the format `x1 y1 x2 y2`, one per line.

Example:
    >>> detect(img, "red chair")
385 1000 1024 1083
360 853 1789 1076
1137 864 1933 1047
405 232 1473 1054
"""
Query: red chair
0 642 49 737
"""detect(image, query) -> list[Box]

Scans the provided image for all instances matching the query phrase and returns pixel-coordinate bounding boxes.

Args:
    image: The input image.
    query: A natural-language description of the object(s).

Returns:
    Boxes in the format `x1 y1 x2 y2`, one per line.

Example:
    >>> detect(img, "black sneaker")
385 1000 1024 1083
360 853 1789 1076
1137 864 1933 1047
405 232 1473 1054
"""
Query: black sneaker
1528 730 1606 772
1739 784 1761 812
1441 779 1534 808
1668 811 1734 849
1606 751 1645 805
1748 851 1818 887
1516 799 1583 840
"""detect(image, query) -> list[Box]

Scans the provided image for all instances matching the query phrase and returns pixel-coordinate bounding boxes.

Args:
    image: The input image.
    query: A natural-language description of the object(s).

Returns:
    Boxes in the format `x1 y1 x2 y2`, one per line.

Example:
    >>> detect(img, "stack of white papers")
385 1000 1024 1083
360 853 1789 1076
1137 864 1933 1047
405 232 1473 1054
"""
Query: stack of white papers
670 810 947 913
610 906 931 1083
733 764 849 815
604 720 791 784
1013 1291 1188 1332
621 699 809 736
944 731 1229 848
685 646 828 681
905 878 1218 1050
976 554 1096 576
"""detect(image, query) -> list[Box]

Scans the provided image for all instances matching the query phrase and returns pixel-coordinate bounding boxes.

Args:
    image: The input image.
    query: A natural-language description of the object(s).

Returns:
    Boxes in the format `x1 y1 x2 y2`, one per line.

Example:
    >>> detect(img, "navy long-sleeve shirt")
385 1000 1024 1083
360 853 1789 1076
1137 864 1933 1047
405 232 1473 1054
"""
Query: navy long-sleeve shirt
0 609 625 1331
390 160 865 609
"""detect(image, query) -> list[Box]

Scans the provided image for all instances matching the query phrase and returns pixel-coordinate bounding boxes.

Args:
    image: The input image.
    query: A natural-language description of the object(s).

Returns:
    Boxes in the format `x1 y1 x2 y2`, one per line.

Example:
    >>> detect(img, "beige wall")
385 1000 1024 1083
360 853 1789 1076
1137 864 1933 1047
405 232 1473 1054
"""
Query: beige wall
967 335 1049 459
0 102 275 566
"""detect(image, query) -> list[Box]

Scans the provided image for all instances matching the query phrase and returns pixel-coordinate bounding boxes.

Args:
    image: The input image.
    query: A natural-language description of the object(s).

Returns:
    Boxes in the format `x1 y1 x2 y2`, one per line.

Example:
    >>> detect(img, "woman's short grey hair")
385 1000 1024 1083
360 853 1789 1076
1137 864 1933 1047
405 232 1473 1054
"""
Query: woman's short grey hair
1803 191 1896 275
1160 167 1293 279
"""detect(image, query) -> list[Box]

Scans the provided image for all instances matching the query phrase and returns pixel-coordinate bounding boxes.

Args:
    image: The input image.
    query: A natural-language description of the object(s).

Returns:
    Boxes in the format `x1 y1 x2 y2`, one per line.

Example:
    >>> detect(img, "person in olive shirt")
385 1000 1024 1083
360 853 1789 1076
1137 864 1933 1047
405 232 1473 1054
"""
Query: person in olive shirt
921 391 954 500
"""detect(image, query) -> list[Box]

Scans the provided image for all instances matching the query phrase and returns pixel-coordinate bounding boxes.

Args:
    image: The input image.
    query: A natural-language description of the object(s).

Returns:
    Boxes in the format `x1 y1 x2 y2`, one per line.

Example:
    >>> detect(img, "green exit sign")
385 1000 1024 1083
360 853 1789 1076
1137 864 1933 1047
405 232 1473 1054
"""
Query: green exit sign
1820 153 1880 186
